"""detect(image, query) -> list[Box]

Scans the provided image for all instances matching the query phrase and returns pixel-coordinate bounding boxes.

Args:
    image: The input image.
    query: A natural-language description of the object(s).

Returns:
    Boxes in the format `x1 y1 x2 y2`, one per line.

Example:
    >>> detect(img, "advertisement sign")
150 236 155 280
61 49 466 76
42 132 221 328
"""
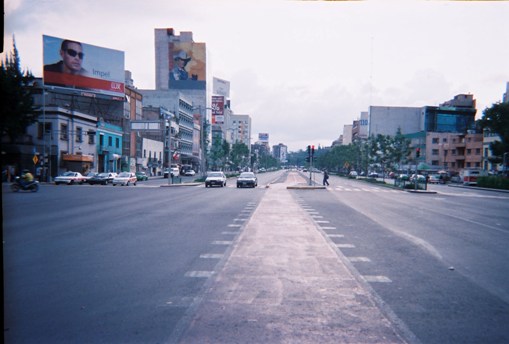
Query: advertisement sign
168 42 206 90
213 77 230 97
211 96 225 124
43 35 125 99
259 133 269 142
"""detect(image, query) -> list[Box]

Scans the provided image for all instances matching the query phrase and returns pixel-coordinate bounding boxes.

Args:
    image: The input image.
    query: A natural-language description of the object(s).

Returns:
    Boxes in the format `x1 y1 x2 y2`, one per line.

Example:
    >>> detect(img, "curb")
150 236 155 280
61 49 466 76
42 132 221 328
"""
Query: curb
160 183 202 187
287 185 327 190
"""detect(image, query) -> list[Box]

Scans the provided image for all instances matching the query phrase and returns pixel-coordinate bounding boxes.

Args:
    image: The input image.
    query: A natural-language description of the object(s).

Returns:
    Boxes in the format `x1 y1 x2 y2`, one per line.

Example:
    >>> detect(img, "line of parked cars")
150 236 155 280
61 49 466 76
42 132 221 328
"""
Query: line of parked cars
54 170 149 185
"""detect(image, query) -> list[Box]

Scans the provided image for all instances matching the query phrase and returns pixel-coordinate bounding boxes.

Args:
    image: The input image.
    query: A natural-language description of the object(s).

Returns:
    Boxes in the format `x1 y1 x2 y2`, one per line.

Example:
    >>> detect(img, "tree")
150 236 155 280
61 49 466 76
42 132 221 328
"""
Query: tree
209 136 228 170
478 102 509 166
0 37 36 143
230 142 250 171
391 128 411 171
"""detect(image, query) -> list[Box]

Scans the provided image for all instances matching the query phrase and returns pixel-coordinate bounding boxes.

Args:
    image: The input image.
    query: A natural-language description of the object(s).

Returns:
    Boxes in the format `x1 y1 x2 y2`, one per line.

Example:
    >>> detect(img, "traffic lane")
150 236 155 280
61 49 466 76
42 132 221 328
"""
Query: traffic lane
291 188 509 343
329 182 509 303
3 185 266 343
339 182 509 303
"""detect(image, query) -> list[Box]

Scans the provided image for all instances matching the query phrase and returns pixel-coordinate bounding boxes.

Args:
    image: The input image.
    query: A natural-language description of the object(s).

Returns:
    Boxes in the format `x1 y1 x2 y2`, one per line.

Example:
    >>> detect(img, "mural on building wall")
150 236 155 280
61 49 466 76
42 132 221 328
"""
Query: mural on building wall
168 42 206 90
43 35 125 99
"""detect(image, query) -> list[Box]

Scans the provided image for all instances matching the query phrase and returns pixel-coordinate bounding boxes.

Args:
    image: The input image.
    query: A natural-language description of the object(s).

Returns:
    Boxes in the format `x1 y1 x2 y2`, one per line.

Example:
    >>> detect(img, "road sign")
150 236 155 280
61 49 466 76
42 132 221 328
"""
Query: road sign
33 155 39 165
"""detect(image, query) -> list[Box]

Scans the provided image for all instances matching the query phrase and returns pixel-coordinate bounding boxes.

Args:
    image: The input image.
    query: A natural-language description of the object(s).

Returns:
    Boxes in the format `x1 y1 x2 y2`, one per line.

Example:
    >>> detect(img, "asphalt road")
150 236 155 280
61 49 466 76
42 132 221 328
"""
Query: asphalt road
292 173 509 343
3 172 509 343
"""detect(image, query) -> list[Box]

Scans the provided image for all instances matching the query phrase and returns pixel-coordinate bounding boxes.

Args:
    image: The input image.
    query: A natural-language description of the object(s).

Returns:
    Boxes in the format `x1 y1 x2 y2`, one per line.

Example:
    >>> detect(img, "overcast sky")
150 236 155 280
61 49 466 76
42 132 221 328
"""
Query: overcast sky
3 0 509 152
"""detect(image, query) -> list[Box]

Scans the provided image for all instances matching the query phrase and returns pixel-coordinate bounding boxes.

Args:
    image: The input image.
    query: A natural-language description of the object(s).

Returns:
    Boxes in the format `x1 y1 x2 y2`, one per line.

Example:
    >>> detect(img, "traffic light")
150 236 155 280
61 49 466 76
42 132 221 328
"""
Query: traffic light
307 145 311 157
311 145 315 157
416 148 420 158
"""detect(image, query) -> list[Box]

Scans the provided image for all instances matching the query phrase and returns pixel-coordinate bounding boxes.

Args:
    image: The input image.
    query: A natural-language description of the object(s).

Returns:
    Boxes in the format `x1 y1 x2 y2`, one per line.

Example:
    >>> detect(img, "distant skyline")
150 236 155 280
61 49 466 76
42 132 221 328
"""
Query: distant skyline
3 0 509 151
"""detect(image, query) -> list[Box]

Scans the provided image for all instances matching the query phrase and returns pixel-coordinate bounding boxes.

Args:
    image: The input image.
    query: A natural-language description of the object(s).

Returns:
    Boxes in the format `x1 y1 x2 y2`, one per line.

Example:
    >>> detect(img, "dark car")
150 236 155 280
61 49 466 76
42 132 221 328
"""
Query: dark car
88 172 117 185
136 171 148 181
236 172 257 188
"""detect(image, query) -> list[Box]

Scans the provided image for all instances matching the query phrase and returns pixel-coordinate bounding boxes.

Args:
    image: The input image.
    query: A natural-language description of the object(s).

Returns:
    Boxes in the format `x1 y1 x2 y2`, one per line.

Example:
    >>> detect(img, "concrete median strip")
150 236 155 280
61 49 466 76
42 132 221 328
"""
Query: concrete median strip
176 172 411 343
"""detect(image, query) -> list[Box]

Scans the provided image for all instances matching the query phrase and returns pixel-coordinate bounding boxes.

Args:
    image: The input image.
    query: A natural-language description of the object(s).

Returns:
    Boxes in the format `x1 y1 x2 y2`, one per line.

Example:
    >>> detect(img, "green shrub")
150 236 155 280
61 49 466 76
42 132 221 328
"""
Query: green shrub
477 176 509 190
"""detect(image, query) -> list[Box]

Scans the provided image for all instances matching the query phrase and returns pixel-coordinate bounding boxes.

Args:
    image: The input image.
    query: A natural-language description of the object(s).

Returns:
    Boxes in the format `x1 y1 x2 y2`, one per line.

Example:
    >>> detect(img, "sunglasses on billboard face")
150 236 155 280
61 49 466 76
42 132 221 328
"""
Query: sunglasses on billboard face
65 49 84 59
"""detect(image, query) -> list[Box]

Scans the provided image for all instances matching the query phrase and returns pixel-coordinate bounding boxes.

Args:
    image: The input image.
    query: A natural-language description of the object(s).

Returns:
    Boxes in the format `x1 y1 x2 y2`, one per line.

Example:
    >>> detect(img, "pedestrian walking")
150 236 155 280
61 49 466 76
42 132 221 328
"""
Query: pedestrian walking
323 169 330 186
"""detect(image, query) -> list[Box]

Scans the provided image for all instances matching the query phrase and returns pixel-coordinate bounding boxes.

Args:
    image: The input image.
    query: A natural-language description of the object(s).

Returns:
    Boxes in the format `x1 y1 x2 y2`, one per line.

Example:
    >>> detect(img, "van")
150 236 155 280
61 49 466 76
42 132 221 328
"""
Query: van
460 169 487 185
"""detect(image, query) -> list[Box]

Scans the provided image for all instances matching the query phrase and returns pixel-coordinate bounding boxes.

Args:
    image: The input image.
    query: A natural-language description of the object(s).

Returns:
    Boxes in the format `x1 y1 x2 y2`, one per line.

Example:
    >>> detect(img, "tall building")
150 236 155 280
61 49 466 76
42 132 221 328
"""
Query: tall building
228 114 252 150
140 28 208 172
368 106 422 137
272 143 288 163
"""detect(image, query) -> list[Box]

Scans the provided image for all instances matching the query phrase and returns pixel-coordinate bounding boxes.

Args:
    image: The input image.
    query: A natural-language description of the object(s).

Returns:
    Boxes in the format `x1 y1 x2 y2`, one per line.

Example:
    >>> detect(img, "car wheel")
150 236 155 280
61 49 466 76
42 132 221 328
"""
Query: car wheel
70 180 74 185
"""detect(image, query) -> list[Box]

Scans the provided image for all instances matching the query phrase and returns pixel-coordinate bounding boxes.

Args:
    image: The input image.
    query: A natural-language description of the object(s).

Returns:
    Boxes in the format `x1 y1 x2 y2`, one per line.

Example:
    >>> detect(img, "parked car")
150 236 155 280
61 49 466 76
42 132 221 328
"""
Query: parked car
428 174 441 184
410 174 426 182
205 171 227 188
54 171 86 185
83 171 98 182
348 171 358 179
112 172 137 186
88 172 117 185
170 166 180 177
163 167 180 178
237 172 257 188
368 172 379 178
135 171 149 181
398 174 410 181
184 169 196 176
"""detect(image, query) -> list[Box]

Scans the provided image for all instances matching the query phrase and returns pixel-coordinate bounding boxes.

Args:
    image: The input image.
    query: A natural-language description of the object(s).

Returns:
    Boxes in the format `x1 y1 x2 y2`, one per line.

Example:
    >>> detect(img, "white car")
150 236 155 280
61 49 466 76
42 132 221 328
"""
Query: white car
205 171 227 187
170 167 180 177
112 172 137 186
184 169 196 176
54 171 86 185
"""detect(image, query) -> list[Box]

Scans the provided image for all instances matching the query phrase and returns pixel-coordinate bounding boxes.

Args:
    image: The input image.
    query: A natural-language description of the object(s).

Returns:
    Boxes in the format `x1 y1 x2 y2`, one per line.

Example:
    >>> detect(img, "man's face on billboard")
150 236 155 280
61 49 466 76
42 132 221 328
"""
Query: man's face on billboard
61 42 84 74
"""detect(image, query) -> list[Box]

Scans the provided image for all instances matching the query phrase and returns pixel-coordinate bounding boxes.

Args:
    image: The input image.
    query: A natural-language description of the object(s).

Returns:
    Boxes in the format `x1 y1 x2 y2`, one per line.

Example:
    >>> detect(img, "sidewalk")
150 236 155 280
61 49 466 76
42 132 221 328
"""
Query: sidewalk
176 172 410 343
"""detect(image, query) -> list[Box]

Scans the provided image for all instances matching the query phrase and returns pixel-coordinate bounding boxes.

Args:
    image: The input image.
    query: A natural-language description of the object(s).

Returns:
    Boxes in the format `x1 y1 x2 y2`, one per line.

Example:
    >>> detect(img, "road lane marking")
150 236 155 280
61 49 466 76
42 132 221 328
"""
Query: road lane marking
336 244 356 248
327 234 345 238
363 275 392 283
348 257 371 262
212 241 233 245
228 224 242 227
200 253 224 259
185 271 214 278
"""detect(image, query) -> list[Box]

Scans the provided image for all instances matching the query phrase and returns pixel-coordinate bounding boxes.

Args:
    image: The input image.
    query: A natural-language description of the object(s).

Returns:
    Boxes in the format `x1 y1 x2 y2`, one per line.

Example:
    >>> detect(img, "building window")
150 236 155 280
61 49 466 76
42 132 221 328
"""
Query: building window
108 136 112 146
432 138 439 144
144 149 146 158
476 148 481 155
60 124 68 140
88 131 95 144
467 149 472 155
116 137 120 148
432 149 439 155
442 138 448 143
76 127 83 143
100 134 104 146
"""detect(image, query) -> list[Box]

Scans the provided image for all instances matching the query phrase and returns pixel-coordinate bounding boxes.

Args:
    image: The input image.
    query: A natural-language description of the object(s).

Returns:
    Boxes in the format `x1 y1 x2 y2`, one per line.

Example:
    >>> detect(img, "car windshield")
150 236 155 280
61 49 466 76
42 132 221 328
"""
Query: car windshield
98 173 109 177
208 172 223 177
62 172 75 176
240 172 254 178
118 172 130 177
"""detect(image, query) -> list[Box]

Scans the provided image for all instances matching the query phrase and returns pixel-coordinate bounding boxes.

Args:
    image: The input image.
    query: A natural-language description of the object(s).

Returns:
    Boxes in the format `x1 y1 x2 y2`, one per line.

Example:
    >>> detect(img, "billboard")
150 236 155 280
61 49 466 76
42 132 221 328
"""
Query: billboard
43 35 125 99
211 96 225 124
213 77 230 97
168 42 206 90
259 133 269 142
